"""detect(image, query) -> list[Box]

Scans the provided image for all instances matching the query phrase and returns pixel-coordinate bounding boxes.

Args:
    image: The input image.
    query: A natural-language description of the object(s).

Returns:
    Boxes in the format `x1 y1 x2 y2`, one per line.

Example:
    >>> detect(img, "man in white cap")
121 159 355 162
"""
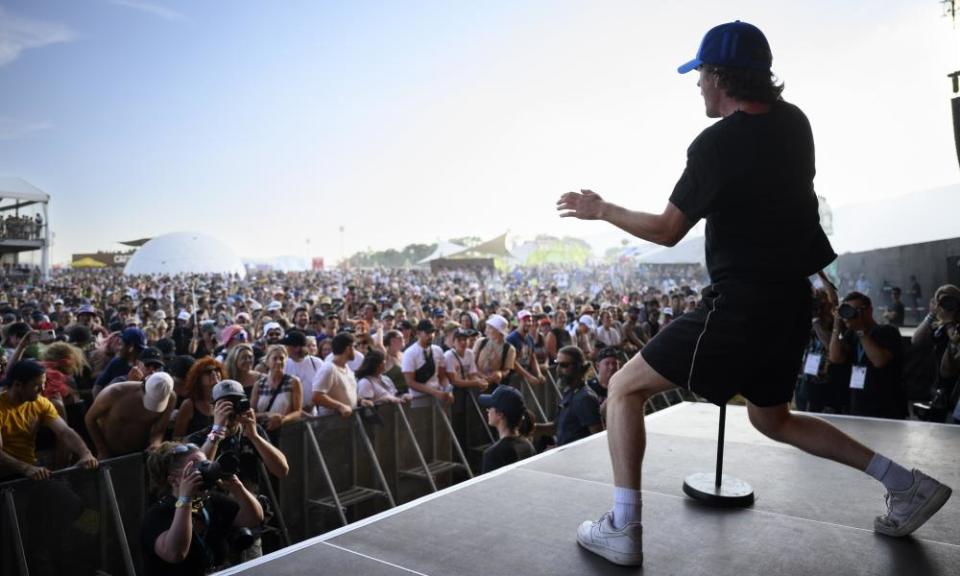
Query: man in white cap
473 314 517 388
84 372 176 458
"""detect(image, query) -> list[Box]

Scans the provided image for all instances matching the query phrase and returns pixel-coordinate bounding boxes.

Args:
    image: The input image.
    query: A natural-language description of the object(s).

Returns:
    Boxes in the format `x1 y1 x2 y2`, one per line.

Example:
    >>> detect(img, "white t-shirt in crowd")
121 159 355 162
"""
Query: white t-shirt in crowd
324 351 364 372
285 355 324 388
401 342 446 397
357 374 399 403
444 348 477 380
312 361 358 417
595 325 622 348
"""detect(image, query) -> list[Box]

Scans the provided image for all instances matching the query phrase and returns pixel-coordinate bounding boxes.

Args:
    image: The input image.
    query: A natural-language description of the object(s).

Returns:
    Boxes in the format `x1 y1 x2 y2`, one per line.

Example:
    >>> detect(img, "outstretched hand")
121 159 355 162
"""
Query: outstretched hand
557 189 605 220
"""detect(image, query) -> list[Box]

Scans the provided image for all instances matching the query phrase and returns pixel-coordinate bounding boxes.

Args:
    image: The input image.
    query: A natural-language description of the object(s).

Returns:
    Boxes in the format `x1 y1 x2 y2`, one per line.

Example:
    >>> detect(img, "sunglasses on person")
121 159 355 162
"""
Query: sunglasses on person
556 361 573 369
938 296 959 313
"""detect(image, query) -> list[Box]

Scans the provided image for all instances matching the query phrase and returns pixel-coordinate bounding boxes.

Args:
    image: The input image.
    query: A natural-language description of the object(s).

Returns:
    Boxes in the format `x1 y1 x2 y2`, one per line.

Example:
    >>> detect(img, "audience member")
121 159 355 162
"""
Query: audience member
85 373 175 458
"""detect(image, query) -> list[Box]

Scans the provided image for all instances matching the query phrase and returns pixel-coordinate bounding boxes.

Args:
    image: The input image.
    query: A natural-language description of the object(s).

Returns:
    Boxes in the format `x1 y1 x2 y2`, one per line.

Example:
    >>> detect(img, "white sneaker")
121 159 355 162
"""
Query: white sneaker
874 469 952 538
576 511 644 566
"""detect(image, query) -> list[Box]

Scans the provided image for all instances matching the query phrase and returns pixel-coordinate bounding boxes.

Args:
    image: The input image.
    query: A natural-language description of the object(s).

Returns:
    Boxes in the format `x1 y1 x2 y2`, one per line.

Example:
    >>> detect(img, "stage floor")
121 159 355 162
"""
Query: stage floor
218 402 960 575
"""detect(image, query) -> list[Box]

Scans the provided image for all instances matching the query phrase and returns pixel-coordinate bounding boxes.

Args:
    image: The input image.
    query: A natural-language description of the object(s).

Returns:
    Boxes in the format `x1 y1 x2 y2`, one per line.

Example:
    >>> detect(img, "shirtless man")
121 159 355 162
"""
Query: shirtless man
84 372 175 458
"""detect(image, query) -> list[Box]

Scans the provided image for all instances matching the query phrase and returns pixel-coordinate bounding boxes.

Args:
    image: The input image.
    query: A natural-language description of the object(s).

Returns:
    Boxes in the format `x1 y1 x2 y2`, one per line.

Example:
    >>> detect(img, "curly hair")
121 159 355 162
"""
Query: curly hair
41 342 89 377
705 64 783 104
184 357 223 402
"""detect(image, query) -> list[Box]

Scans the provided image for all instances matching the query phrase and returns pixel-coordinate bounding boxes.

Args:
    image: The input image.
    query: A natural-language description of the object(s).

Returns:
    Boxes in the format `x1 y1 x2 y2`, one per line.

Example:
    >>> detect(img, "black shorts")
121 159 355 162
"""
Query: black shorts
641 280 812 407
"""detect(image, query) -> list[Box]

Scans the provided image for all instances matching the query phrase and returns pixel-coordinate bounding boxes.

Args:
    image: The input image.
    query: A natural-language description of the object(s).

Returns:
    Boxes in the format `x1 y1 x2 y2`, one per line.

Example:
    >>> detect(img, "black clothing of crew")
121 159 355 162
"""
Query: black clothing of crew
669 101 836 284
140 492 239 576
840 325 906 419
556 384 602 446
481 436 536 473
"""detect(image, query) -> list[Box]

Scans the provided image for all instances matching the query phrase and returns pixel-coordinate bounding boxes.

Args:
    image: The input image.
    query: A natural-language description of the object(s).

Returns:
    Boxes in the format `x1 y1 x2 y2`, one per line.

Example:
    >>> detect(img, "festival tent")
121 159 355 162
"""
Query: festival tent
634 235 706 265
71 256 107 269
416 240 469 265
123 231 246 278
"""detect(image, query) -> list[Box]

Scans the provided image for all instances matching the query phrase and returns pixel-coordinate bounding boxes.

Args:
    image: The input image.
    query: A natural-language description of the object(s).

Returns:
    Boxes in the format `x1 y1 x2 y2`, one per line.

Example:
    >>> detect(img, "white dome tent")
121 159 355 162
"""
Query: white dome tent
123 231 246 278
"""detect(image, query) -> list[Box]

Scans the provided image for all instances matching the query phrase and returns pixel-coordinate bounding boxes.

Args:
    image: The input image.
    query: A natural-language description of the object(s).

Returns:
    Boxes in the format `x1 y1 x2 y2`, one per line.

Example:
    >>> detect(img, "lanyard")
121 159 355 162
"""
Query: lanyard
854 340 866 366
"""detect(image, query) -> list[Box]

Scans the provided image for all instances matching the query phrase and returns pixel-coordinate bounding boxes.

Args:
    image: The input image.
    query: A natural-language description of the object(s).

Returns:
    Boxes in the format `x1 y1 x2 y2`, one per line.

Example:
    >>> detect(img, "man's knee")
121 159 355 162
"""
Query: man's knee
608 369 658 403
748 404 790 441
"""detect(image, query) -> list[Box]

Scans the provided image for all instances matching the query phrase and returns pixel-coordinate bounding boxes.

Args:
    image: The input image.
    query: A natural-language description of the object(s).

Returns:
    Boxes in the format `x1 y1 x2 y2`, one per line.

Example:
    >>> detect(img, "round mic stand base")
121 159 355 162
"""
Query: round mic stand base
682 472 755 508
682 403 755 508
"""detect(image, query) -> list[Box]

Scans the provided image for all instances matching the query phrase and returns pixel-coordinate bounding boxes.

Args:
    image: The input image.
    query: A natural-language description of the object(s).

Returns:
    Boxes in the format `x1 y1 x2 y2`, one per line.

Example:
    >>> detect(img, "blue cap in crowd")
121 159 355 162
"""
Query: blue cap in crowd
121 327 147 349
677 21 772 74
479 385 525 420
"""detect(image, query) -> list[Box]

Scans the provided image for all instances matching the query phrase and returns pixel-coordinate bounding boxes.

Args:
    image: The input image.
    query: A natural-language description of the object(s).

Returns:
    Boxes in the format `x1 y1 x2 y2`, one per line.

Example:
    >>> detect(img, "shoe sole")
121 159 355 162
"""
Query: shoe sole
875 484 953 538
576 533 644 567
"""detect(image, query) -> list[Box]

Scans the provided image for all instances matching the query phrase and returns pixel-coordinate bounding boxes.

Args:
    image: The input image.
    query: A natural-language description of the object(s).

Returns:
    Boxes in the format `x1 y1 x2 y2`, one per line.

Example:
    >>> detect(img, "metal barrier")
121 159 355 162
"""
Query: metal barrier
0 452 146 576
0 373 701 575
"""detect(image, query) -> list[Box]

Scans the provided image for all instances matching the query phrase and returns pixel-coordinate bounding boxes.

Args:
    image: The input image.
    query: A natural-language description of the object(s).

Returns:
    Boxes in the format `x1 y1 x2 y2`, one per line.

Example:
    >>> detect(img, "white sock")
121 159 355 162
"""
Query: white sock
611 487 642 529
865 453 915 492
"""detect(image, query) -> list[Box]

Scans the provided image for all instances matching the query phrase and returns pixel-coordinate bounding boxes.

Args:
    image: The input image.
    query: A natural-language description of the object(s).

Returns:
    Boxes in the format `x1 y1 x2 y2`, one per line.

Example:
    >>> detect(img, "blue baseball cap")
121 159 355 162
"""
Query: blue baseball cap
121 327 147 349
677 21 772 74
479 385 525 420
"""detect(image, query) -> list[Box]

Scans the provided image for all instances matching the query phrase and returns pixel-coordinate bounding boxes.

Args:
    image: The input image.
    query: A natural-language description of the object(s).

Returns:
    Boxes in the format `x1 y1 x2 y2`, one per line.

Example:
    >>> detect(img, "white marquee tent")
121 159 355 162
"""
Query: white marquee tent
123 231 246 278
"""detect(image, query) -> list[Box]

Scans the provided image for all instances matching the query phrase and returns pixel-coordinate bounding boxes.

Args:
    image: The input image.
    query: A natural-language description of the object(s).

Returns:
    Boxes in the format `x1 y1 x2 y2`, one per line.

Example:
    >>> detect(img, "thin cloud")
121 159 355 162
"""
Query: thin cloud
0 7 75 67
0 118 53 141
108 0 188 22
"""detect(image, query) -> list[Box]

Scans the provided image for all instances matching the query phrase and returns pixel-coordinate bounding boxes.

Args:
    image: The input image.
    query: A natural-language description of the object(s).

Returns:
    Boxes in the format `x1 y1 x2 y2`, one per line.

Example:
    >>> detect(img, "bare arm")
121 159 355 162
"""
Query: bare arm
828 318 848 365
47 417 98 469
282 377 303 424
148 397 176 450
557 191 694 247
172 399 194 440
83 390 113 458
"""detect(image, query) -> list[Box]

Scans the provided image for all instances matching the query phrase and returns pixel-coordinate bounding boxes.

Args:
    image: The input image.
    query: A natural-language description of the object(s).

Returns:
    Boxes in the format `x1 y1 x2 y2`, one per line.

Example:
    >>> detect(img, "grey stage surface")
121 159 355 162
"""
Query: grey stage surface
219 402 960 575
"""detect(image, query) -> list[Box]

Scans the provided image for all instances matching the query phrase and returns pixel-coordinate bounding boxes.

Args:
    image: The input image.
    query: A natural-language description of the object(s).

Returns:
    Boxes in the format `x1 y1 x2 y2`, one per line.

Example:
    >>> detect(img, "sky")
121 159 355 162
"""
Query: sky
0 0 958 266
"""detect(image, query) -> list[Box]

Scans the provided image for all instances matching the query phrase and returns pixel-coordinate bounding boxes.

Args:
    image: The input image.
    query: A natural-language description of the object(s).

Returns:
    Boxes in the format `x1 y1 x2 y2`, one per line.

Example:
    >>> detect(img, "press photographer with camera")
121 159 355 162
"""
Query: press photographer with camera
828 291 906 419
187 380 289 483
141 442 263 576
911 284 960 422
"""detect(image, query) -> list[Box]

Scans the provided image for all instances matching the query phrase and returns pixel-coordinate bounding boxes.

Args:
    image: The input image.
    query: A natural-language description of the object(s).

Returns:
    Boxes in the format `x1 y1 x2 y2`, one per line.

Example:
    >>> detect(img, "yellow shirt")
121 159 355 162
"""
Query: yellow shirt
0 391 59 465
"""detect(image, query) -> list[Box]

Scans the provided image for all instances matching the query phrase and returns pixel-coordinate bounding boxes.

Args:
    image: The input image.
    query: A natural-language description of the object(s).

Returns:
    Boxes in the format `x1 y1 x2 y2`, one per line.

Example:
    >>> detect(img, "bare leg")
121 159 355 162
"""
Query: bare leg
606 353 678 490
747 402 874 471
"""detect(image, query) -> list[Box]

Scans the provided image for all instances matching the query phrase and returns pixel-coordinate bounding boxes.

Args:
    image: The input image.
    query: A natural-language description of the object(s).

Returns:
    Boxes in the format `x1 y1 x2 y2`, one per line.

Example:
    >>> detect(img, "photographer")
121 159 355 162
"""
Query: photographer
187 380 289 484
186 380 288 561
829 291 906 419
142 442 263 576
911 285 960 422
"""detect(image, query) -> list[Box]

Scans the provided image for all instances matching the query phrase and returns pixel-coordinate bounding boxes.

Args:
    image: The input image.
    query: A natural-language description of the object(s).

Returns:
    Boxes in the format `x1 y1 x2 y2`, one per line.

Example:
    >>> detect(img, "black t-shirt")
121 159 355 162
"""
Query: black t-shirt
186 424 271 488
842 324 906 419
140 492 239 576
556 385 602 446
586 377 608 401
481 435 536 473
96 357 131 388
669 101 836 284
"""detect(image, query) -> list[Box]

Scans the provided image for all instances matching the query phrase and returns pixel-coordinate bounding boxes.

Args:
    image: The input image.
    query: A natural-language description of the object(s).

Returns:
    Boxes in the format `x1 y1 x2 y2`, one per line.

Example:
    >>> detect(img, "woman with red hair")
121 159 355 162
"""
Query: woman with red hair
172 357 222 439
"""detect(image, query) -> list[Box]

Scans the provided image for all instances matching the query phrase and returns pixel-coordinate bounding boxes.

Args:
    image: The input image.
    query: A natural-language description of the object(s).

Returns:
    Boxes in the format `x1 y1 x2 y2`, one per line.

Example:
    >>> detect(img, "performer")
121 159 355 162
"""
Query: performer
558 21 952 567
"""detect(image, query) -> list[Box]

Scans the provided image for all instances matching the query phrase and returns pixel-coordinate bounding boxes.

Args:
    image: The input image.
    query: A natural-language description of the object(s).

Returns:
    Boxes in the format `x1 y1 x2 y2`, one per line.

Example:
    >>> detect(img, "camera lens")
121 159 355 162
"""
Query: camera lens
838 304 858 320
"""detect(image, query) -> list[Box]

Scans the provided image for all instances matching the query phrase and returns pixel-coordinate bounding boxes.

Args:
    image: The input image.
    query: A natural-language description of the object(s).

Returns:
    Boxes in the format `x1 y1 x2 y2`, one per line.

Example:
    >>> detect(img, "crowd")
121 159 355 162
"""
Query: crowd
0 213 44 241
0 264 955 574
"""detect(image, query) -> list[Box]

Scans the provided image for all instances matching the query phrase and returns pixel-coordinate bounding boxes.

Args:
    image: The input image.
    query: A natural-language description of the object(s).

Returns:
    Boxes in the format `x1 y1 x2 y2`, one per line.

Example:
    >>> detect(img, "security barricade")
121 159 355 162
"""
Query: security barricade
0 452 146 576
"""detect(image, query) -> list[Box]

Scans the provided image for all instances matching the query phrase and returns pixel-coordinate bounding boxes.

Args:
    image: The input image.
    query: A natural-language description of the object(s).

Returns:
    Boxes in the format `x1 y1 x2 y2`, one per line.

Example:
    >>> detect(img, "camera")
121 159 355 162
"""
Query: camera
231 397 251 416
838 303 860 320
193 452 240 489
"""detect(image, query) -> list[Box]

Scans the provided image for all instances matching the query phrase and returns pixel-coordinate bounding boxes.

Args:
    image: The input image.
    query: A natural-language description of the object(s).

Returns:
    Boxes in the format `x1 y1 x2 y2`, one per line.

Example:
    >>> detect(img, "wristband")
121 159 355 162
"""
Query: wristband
174 496 192 508
211 424 225 434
